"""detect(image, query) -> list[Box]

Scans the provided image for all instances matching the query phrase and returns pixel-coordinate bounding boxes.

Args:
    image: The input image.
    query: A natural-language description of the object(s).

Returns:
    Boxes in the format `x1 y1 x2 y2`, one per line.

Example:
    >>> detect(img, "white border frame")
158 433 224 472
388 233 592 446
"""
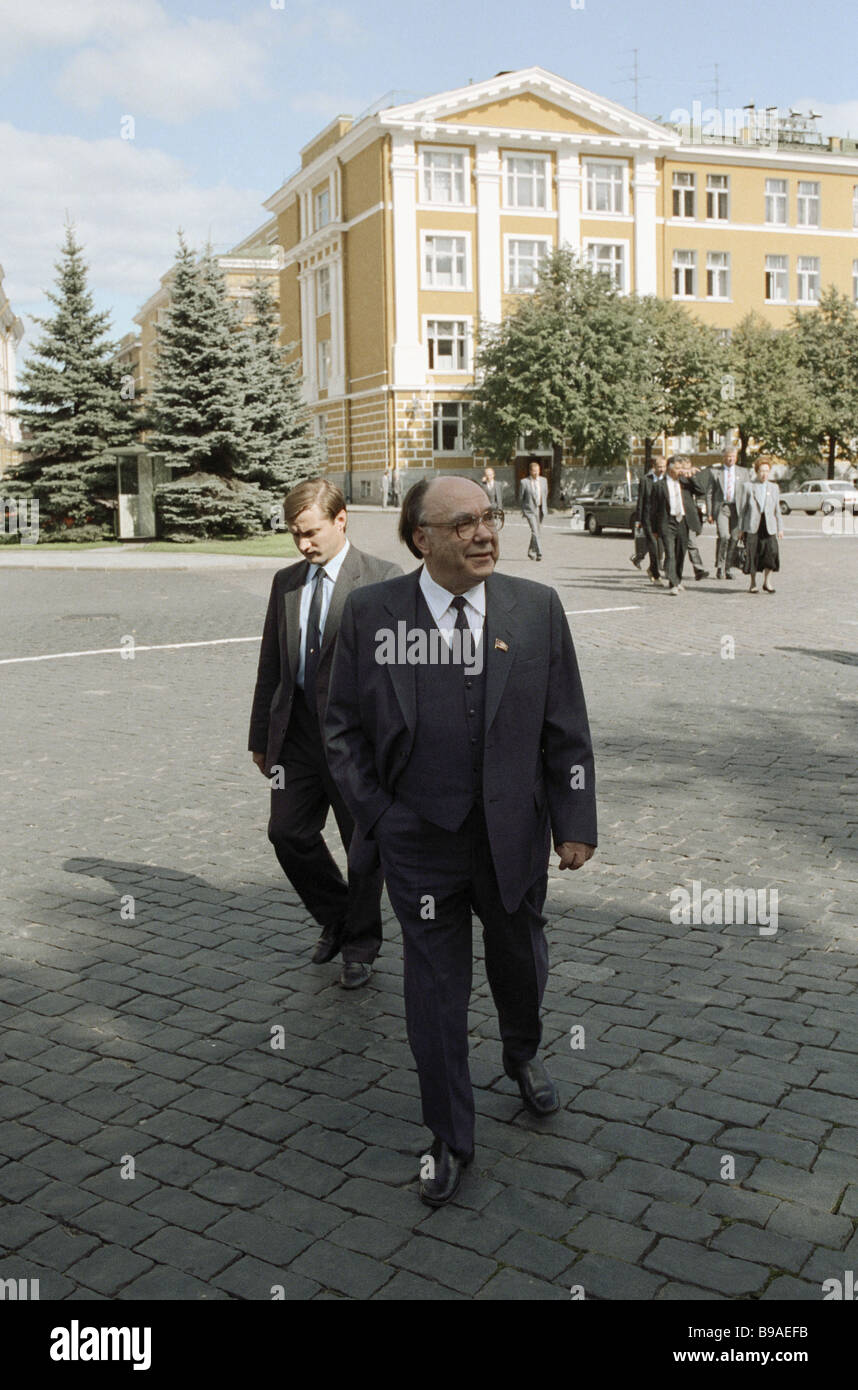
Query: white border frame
582 156 629 217
421 313 474 374
420 228 474 292
582 237 631 294
503 232 554 293
418 144 471 209
501 151 552 213
705 172 731 223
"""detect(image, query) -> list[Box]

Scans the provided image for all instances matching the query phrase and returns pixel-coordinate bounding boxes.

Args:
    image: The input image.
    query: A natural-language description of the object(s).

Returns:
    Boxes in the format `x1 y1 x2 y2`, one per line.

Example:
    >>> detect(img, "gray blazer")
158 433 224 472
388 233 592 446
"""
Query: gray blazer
324 568 597 913
482 479 504 511
248 543 402 774
520 475 548 519
707 464 750 516
739 480 781 535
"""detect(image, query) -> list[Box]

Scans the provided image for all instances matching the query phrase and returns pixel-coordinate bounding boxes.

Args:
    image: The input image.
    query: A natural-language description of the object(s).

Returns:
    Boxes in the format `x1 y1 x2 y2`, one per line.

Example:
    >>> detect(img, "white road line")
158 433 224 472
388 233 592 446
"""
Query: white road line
564 605 642 615
0 636 262 666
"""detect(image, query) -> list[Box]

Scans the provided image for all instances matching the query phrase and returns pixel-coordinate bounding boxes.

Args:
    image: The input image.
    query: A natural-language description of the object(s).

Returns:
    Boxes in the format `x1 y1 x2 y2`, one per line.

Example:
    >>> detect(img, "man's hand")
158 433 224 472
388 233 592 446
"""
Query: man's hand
556 842 595 871
251 752 267 776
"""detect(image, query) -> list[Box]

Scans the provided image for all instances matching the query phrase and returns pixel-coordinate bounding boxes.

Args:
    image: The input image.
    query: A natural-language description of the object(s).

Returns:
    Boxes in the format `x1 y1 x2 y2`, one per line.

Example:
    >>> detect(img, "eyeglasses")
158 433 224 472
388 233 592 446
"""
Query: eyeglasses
419 508 505 540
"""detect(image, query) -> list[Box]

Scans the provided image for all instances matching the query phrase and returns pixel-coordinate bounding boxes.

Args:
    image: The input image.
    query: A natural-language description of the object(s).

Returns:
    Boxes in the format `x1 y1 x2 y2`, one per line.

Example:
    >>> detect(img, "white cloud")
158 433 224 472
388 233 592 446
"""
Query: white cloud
0 0 162 54
56 17 270 123
0 122 266 328
791 97 858 139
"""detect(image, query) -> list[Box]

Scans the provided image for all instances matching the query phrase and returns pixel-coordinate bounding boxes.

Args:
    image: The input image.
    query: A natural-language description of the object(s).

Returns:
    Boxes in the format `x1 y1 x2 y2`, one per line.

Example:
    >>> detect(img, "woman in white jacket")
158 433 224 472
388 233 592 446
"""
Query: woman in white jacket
739 455 783 594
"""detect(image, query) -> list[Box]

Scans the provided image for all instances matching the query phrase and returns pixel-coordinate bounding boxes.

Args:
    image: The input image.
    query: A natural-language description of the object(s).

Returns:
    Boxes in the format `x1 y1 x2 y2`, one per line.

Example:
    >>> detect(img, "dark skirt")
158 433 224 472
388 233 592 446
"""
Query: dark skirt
745 515 780 573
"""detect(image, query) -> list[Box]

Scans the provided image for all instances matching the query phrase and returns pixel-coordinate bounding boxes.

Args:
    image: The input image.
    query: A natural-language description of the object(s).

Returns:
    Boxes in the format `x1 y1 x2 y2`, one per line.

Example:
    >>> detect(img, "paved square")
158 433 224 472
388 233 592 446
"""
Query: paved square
0 510 856 1300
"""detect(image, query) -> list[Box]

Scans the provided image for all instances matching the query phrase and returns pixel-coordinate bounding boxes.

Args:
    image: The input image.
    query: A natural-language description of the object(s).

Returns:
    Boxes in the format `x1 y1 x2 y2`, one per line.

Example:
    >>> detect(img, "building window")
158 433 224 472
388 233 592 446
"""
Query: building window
853 186 858 230
797 180 820 227
672 249 696 298
672 172 696 218
359 480 371 499
586 242 625 291
765 254 789 302
315 265 331 316
504 155 548 210
706 174 729 220
317 339 331 390
765 178 788 225
423 235 468 289
797 256 821 303
426 319 468 371
314 187 331 230
421 149 466 205
854 259 858 304
706 251 730 299
433 402 470 453
585 161 625 214
506 238 550 291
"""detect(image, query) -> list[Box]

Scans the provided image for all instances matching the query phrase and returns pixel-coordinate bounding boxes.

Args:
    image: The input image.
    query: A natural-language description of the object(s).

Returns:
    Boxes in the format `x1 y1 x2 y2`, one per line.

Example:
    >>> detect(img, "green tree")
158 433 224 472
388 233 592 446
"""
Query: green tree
12 223 135 528
718 313 813 465
632 297 724 464
792 287 858 478
469 248 646 501
235 276 322 490
148 236 248 476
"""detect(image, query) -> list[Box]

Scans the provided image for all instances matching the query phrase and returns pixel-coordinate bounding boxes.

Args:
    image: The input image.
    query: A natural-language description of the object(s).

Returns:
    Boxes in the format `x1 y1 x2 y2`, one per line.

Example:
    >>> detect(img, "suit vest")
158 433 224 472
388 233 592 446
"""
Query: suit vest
395 589 486 832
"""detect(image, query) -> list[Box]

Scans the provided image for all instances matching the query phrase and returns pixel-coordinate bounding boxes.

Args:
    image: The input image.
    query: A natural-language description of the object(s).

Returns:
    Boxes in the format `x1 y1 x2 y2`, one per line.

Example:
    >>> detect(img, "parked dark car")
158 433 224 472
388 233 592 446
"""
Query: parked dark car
577 480 639 535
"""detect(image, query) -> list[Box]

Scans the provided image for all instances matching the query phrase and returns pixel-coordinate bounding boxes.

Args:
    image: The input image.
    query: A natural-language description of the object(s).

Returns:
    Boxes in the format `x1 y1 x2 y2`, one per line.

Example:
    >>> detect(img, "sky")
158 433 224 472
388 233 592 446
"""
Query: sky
2 0 857 352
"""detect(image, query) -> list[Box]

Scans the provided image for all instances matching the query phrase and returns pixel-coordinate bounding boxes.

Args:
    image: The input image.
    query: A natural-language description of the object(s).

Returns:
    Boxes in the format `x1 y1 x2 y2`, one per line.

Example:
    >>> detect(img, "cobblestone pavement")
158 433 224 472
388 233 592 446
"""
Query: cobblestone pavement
1 511 856 1301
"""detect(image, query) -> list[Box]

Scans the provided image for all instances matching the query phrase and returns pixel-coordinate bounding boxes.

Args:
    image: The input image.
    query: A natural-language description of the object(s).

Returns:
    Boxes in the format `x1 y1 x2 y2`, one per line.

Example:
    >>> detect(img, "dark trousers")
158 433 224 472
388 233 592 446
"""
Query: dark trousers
662 517 688 587
268 691 383 963
376 800 548 1156
686 531 705 577
715 501 740 572
643 524 664 578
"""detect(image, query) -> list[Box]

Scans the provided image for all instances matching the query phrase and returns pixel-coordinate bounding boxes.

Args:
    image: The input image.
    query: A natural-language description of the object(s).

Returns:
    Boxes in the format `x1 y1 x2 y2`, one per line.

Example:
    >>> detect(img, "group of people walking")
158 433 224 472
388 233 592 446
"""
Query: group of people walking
249 476 596 1209
633 445 783 595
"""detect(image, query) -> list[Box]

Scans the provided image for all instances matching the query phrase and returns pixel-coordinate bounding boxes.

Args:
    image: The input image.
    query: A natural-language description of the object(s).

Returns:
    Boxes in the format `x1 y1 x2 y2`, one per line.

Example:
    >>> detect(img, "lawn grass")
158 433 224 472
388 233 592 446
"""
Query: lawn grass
10 533 299 558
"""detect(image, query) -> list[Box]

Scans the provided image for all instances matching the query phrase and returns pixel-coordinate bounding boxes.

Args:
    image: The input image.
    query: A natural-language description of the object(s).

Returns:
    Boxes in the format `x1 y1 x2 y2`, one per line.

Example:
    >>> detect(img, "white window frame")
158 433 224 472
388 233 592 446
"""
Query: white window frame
504 234 552 292
672 171 696 219
432 401 471 454
672 249 697 299
853 259 858 305
583 159 627 215
853 186 858 231
796 255 821 304
502 153 550 211
419 146 469 207
317 339 332 390
421 231 472 291
423 316 472 373
706 251 730 300
583 239 629 293
706 173 729 221
764 254 789 303
797 180 820 228
765 178 788 226
314 186 331 231
315 264 331 317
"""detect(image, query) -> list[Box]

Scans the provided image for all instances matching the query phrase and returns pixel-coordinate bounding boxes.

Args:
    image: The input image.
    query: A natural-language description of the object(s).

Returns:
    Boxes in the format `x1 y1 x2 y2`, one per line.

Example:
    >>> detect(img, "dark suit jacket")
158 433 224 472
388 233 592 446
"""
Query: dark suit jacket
636 472 661 531
248 543 401 775
652 477 693 539
679 475 705 534
324 568 597 914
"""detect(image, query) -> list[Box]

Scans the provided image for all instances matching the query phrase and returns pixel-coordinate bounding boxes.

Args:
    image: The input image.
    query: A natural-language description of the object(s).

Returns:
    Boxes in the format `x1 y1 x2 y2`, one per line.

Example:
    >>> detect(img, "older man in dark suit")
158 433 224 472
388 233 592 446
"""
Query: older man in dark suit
248 479 401 989
325 476 597 1205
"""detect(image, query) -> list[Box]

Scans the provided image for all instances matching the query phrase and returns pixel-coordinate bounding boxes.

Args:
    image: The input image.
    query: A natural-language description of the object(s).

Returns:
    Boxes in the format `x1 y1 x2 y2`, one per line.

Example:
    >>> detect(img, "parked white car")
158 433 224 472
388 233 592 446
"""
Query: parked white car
778 480 858 515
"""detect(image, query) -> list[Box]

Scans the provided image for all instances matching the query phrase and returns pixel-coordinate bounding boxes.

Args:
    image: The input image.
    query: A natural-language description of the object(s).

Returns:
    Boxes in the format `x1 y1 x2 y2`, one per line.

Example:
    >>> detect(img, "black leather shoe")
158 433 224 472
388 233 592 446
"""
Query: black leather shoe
340 962 371 989
503 1056 560 1116
419 1138 473 1208
694 570 709 581
311 931 342 964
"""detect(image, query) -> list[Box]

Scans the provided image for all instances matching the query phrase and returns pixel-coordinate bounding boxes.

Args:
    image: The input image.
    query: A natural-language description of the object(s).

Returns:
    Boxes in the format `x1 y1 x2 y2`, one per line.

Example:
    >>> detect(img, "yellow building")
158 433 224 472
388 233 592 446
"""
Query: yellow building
263 66 858 497
133 218 282 398
0 263 24 479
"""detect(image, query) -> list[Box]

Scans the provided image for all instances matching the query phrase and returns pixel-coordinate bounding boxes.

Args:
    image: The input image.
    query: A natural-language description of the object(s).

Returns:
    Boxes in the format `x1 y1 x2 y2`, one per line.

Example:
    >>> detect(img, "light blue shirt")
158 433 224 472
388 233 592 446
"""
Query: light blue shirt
297 539 350 689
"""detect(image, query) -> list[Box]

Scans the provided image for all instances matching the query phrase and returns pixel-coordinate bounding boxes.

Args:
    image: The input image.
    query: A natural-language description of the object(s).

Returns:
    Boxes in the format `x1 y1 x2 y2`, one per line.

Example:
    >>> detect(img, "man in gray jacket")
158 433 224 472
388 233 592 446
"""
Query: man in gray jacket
520 457 548 561
707 444 750 579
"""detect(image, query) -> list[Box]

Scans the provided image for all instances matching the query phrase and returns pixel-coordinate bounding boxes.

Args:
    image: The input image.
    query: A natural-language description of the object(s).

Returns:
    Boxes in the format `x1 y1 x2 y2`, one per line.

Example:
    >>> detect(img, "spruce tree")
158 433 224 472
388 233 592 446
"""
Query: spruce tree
235 276 322 491
12 223 135 528
148 236 247 476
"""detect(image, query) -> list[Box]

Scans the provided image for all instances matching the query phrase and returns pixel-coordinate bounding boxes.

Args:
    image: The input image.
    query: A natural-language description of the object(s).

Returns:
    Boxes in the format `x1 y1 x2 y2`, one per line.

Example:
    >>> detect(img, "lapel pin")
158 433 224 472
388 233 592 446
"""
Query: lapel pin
494 638 509 652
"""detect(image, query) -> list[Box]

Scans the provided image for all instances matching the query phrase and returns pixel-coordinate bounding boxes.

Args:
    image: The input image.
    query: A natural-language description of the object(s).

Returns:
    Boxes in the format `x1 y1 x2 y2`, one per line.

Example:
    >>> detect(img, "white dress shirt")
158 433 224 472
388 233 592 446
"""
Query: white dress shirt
419 567 485 651
666 475 684 519
297 539 350 688
724 465 736 503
